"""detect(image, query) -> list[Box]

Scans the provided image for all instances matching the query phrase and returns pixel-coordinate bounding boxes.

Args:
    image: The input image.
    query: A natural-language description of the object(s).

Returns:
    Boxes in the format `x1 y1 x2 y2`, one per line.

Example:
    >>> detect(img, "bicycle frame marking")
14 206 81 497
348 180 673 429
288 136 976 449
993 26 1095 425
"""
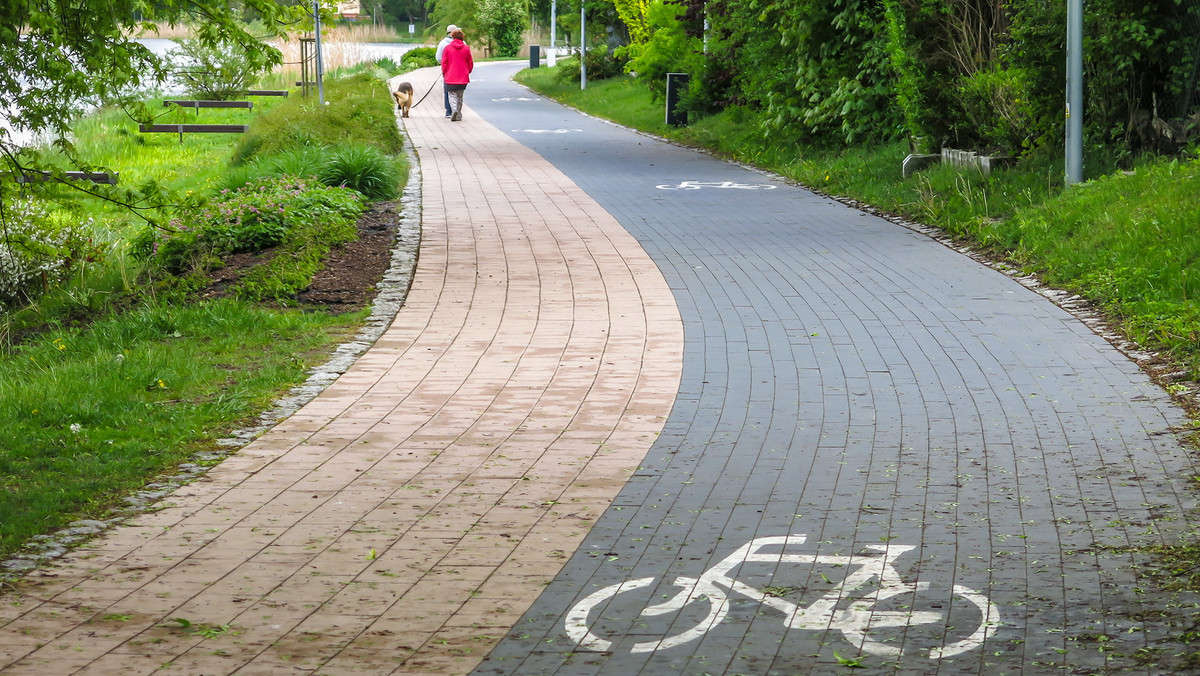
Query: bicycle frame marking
565 534 1000 659
655 180 778 190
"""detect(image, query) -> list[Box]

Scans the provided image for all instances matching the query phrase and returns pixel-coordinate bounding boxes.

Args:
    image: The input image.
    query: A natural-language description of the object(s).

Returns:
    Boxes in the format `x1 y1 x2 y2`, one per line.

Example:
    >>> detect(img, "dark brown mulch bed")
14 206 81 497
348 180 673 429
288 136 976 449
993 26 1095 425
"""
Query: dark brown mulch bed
199 200 400 312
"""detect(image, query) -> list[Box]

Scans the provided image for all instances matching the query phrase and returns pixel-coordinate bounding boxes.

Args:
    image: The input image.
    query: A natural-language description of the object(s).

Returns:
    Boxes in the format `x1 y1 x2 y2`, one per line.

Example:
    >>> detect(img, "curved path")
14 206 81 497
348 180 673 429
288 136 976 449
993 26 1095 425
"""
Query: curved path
0 67 682 674
0 61 1196 675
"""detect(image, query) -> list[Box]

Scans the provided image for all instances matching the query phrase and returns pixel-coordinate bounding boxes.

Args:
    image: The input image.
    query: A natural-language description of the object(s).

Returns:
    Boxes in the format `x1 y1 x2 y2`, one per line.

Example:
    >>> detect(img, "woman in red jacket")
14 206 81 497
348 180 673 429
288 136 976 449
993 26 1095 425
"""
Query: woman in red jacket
441 29 474 121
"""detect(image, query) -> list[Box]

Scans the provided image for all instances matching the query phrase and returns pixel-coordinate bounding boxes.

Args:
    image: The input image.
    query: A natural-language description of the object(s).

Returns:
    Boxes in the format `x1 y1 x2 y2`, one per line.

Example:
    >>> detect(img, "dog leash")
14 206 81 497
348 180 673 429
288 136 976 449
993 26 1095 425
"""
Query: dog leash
412 73 443 109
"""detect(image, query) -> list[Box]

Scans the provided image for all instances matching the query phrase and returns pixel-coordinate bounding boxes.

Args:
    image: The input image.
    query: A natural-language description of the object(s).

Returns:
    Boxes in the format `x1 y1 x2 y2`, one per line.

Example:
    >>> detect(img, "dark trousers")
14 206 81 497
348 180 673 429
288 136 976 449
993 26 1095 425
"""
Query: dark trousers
443 85 452 117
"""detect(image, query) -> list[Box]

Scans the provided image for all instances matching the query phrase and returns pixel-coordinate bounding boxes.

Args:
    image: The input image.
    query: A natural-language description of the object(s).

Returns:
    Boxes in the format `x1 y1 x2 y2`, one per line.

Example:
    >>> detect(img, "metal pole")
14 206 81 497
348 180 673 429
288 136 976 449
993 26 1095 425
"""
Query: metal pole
580 0 586 89
314 1 326 105
549 0 557 67
1065 0 1083 184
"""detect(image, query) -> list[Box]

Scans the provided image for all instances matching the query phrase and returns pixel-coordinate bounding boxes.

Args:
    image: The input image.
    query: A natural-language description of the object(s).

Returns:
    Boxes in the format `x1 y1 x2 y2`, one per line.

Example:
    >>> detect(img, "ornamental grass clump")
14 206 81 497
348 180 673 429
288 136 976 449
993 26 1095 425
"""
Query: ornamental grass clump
320 146 402 201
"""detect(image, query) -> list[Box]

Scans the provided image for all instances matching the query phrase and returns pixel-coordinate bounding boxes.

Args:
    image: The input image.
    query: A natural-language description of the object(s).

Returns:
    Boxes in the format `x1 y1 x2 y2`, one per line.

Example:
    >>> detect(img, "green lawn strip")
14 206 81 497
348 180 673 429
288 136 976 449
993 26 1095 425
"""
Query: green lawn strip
0 299 363 560
515 65 1200 377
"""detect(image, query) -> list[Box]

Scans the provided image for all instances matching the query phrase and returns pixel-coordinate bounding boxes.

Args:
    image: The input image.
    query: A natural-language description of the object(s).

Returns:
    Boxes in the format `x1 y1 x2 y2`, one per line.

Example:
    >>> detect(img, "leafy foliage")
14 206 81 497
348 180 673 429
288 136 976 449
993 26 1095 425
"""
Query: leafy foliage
402 47 438 69
612 0 652 44
0 0 306 227
622 1 702 99
556 48 630 84
601 0 1200 161
477 0 529 58
0 199 102 309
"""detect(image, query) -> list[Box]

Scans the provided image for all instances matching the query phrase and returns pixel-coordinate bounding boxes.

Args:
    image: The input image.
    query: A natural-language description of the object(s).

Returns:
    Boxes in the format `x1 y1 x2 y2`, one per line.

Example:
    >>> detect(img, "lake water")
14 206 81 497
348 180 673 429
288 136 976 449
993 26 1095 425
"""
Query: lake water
1 40 420 148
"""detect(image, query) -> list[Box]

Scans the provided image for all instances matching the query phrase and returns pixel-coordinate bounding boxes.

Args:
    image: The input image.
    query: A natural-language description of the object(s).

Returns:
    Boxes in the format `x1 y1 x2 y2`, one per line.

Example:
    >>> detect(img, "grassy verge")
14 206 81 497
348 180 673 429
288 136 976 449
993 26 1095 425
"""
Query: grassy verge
516 66 1200 380
0 63 413 563
0 301 363 558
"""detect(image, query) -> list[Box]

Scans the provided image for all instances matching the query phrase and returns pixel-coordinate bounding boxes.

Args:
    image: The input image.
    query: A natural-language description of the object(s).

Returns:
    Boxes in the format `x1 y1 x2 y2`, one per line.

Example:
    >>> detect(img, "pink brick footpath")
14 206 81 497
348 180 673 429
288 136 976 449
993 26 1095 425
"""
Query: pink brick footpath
0 66 683 675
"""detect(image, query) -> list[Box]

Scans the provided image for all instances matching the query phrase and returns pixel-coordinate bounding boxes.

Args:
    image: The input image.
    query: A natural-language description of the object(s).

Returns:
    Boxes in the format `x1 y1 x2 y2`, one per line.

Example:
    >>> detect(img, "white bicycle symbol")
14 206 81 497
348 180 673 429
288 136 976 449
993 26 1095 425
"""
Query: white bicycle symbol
655 180 778 190
565 534 1000 659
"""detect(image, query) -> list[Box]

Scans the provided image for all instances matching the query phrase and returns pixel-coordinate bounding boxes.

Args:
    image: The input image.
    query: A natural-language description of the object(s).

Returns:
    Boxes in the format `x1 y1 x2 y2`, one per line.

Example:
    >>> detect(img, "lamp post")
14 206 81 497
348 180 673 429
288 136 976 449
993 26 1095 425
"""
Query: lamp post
580 0 586 89
549 0 557 67
313 1 326 105
1065 0 1083 184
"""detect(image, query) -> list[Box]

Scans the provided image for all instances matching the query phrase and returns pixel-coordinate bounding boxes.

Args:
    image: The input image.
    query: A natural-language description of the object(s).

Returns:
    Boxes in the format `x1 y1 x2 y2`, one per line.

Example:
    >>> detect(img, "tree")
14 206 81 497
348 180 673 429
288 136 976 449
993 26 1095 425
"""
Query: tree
477 0 529 57
0 0 307 218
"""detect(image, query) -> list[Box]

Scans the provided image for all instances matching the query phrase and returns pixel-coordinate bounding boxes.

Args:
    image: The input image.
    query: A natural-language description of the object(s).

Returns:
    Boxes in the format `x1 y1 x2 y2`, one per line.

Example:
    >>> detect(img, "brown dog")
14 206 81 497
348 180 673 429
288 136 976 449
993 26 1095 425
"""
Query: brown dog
393 82 414 117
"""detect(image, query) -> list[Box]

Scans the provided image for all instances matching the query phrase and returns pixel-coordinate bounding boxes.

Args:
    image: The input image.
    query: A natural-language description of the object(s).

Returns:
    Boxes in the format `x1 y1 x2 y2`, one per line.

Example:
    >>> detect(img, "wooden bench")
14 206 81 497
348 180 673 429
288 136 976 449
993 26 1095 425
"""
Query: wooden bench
16 171 119 185
246 90 289 97
162 100 253 110
139 124 249 142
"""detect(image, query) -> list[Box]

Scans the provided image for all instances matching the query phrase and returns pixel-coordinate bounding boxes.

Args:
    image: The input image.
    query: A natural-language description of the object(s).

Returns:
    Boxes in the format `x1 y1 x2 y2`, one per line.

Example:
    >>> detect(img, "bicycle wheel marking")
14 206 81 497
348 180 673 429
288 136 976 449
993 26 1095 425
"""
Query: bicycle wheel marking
655 180 778 190
564 534 1001 659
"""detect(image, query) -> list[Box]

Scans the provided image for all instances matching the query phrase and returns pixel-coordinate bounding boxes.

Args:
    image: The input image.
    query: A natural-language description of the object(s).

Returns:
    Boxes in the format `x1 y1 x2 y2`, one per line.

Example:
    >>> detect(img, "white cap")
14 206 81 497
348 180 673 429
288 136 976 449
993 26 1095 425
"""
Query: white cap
447 24 460 33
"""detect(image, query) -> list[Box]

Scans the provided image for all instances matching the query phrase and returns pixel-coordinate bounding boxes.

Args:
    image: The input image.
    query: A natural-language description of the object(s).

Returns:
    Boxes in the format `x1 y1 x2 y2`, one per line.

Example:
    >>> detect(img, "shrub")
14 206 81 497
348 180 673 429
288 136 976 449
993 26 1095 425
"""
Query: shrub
555 47 630 85
402 47 437 69
169 36 271 100
477 0 528 58
623 2 702 98
0 199 102 309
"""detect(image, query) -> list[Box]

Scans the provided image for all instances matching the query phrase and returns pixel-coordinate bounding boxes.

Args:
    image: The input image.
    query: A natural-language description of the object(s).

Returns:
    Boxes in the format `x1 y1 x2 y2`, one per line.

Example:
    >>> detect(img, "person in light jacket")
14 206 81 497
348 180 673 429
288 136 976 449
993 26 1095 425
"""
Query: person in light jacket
435 24 459 118
441 29 474 122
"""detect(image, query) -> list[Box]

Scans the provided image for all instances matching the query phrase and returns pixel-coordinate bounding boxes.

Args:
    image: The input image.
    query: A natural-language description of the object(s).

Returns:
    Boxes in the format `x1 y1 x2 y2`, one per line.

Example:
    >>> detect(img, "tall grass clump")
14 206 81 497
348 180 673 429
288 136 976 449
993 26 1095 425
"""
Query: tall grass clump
232 73 403 163
321 145 402 200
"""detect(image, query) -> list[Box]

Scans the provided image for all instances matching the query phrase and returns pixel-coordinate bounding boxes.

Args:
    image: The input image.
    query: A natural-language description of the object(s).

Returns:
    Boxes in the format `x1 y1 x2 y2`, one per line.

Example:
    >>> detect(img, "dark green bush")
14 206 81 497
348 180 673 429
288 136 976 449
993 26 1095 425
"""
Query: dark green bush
555 47 629 85
402 47 437 69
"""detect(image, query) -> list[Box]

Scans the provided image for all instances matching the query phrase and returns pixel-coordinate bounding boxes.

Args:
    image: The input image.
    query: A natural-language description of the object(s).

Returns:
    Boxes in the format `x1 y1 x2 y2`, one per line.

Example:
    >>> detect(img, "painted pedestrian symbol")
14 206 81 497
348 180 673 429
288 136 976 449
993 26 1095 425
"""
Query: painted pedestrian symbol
565 534 1000 659
656 180 778 190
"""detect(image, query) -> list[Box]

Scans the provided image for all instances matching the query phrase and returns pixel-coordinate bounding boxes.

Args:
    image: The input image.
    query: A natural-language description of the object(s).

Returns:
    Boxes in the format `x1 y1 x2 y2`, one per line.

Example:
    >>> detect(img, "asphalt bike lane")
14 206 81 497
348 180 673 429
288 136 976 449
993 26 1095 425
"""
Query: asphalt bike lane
462 62 1198 675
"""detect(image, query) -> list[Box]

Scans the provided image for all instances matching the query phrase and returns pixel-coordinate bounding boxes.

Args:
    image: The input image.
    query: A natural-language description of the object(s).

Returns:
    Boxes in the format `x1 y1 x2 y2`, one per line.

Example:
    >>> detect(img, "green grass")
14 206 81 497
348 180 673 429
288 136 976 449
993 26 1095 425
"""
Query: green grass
0 300 362 559
515 64 1200 377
